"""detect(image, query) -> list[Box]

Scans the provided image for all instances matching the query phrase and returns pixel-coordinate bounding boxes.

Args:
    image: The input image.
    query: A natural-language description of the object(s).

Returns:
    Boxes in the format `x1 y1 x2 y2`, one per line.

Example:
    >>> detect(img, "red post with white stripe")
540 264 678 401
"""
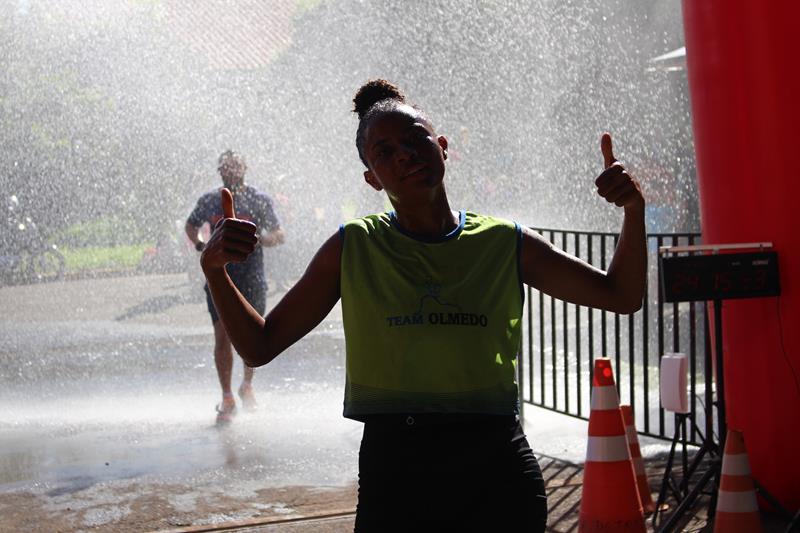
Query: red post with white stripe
579 358 646 532
713 429 763 532
620 404 656 514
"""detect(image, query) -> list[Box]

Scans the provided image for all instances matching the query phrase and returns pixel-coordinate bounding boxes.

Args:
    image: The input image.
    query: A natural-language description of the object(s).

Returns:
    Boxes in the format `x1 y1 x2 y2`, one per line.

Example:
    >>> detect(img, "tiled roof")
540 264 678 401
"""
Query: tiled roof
162 0 299 71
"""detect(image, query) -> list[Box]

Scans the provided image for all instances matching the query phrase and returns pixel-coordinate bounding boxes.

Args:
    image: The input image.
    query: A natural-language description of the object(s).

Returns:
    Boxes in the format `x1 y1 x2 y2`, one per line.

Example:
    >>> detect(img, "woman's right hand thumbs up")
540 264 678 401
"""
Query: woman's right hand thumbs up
200 188 259 273
221 187 236 219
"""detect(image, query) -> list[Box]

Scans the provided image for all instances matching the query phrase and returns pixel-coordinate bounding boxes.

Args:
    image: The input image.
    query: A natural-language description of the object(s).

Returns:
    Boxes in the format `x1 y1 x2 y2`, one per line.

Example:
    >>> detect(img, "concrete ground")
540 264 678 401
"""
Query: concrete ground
1 273 794 532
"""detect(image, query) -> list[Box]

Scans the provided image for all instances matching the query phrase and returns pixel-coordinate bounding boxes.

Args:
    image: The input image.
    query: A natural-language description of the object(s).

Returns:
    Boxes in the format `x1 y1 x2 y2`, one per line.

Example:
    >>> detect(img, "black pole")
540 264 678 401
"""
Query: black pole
714 299 727 452
703 306 714 451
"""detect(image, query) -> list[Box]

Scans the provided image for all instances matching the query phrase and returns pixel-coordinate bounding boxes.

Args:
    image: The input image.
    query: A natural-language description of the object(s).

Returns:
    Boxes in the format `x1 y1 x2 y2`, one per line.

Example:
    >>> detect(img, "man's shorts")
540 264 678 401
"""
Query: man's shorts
204 280 266 324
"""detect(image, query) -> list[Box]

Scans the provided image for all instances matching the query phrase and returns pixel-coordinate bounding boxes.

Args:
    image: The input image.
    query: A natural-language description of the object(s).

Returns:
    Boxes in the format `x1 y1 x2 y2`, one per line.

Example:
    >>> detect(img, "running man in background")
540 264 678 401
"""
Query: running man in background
185 150 284 425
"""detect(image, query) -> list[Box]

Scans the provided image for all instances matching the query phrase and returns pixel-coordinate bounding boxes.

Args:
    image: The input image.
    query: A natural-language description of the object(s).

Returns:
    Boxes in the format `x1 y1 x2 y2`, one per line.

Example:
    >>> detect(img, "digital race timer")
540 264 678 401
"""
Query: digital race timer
660 250 780 303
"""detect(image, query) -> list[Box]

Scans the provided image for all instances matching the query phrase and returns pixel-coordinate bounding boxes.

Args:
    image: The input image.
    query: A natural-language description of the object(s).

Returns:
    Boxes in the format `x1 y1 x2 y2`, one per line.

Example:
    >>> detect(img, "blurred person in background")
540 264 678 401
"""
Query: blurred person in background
185 150 284 425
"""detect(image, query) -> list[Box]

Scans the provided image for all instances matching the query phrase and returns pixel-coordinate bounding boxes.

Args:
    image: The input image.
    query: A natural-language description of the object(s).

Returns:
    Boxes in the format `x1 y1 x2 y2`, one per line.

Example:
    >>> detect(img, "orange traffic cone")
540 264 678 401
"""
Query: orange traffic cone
713 429 763 532
579 358 646 532
620 404 656 514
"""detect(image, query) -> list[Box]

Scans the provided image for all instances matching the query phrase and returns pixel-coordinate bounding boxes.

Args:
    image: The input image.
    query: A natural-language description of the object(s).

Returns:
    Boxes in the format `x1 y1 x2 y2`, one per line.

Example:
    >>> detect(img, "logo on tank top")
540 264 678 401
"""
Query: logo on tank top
385 280 488 328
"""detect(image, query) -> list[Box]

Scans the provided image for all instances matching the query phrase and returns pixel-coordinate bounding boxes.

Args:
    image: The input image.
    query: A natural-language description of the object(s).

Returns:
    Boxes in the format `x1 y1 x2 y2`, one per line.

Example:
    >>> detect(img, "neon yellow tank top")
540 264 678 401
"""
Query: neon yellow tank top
340 210 523 419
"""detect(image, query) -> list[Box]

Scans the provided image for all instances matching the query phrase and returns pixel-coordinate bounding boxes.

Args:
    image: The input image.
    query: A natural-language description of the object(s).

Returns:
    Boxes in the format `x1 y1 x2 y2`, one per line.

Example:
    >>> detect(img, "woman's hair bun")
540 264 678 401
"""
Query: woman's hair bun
353 79 406 119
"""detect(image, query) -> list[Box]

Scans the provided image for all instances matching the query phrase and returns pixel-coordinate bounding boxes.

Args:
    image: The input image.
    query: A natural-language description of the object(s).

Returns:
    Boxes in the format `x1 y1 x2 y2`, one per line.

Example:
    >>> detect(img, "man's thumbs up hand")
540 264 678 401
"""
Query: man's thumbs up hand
199 188 258 273
594 133 644 211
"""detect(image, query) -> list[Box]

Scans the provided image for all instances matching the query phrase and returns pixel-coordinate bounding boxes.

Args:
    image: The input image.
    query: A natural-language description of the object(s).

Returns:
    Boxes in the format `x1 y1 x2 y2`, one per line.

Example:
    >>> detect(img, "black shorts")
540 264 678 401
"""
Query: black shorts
204 281 266 324
354 415 547 532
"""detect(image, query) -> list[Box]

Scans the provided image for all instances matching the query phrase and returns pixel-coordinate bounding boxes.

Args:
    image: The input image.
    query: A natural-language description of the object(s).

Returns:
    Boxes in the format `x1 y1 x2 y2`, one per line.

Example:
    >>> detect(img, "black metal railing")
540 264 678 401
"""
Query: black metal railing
520 229 710 445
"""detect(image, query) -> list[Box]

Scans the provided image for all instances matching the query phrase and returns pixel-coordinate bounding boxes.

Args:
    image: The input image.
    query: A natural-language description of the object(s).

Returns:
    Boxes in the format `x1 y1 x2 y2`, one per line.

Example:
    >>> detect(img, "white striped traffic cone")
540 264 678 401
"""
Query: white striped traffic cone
620 404 656 514
713 429 763 532
579 358 646 532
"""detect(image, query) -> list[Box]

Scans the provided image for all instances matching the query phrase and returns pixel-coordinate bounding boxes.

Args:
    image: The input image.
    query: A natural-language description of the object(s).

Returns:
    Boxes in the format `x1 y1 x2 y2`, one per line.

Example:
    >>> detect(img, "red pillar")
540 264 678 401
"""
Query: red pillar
682 0 800 510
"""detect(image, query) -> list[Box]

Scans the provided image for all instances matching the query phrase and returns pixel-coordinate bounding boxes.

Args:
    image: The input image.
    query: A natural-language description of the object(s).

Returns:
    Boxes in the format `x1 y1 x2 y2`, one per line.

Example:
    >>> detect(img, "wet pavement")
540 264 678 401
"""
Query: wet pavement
1 273 792 532
1 273 361 531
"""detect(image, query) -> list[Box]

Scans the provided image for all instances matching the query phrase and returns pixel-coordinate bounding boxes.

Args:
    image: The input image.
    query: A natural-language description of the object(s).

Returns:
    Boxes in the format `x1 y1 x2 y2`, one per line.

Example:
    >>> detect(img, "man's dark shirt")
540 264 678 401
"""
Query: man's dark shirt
187 185 280 288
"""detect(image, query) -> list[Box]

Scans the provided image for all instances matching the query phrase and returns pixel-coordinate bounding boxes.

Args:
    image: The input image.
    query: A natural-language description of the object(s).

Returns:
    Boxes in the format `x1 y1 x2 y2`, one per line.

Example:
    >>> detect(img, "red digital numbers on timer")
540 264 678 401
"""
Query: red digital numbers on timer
714 272 733 292
672 272 700 295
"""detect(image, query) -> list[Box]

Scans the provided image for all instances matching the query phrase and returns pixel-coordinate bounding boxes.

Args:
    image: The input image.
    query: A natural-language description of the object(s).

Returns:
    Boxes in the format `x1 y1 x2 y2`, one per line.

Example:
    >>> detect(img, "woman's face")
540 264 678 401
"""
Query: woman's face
362 106 448 203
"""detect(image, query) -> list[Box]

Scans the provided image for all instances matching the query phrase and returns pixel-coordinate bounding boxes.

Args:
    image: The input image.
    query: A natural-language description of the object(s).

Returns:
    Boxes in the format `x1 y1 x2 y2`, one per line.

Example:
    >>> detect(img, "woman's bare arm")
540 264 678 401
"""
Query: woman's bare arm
201 188 341 367
520 134 647 314
255 232 341 365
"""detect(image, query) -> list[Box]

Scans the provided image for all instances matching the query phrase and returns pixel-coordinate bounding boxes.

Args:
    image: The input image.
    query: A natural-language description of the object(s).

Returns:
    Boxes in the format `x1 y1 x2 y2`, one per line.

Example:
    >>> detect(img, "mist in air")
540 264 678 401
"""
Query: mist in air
2 0 696 283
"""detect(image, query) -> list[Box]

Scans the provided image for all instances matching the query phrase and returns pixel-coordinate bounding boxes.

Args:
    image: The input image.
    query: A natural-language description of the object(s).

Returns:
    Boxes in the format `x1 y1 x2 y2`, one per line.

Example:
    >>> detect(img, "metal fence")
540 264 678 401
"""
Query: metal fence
519 229 712 445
